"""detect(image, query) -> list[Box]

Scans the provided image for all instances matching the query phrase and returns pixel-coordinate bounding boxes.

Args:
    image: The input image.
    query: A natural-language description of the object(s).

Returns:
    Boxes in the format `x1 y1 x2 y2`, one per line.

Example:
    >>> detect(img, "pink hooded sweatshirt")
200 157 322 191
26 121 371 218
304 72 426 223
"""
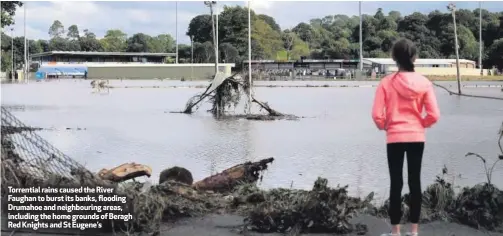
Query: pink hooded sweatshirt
372 72 440 144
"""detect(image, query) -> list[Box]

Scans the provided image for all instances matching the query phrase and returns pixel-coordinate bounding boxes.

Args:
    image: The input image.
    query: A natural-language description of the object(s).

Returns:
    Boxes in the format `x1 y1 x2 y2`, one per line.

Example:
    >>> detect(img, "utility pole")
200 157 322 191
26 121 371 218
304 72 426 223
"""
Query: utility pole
11 28 14 82
24 2 28 83
204 1 218 74
448 2 461 94
190 35 194 79
175 1 179 64
216 6 219 71
479 1 483 76
247 0 252 114
359 1 363 76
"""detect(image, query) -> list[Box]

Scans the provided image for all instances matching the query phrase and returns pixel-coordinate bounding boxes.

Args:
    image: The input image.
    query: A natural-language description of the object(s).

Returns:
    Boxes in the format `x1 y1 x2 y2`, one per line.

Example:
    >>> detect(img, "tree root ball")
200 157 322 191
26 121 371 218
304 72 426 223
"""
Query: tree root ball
159 167 194 185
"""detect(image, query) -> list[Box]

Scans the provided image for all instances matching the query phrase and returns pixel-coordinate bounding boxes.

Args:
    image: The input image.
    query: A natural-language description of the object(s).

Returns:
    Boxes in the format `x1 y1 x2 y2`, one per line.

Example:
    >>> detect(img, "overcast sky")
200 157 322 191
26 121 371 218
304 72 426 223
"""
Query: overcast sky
4 1 503 45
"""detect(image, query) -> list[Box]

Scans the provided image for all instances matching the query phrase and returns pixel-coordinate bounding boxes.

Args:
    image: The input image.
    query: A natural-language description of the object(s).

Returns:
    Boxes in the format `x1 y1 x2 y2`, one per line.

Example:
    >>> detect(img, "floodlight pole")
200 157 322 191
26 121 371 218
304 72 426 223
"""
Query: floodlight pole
448 2 462 94
216 7 219 72
247 0 252 115
359 1 363 73
11 28 15 81
176 1 179 64
24 2 28 83
479 2 483 76
190 35 194 79
204 1 218 75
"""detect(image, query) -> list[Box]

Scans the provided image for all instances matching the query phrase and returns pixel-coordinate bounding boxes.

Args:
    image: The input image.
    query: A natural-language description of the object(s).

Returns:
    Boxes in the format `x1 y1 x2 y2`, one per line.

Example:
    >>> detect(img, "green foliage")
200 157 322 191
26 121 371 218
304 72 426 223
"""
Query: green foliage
219 42 239 63
2 5 503 71
1 1 23 27
452 183 503 230
258 14 281 32
100 30 127 52
464 121 503 185
148 34 176 53
48 20 65 38
1 52 12 72
252 18 283 60
67 25 80 40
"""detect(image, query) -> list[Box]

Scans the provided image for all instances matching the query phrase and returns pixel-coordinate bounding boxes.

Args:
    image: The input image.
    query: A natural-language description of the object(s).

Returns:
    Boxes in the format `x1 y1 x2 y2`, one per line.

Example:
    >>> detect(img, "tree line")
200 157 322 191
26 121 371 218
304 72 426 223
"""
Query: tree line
1 2 503 71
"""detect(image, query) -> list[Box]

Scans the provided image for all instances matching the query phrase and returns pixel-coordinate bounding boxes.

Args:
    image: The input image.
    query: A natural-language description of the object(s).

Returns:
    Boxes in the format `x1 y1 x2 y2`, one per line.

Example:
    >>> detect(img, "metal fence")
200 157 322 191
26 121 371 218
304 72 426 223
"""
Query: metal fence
1 106 99 191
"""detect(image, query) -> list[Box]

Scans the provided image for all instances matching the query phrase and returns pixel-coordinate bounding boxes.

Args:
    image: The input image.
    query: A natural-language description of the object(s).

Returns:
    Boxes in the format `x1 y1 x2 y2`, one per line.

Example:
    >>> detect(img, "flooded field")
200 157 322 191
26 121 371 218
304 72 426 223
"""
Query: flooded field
1 79 503 200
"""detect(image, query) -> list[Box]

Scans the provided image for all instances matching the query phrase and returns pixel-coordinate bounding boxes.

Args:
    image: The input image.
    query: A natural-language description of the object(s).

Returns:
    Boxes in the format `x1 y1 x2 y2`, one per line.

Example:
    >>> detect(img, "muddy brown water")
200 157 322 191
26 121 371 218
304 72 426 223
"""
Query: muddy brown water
1 80 503 201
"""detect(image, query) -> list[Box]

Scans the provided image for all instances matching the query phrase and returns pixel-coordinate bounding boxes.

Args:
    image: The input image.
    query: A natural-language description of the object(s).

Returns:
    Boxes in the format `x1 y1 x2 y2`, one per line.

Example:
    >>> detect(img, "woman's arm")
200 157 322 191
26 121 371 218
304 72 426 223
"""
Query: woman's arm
372 83 387 130
422 85 440 128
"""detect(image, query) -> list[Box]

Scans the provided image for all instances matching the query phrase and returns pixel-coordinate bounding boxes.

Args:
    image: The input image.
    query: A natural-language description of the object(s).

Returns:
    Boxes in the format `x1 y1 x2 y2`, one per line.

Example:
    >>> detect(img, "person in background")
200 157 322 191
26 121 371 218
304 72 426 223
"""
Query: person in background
372 38 441 236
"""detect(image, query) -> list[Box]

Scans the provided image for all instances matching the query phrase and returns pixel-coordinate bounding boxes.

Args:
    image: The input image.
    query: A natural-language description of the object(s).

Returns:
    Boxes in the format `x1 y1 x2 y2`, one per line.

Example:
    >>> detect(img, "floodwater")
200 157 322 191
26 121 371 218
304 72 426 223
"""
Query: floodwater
1 79 503 200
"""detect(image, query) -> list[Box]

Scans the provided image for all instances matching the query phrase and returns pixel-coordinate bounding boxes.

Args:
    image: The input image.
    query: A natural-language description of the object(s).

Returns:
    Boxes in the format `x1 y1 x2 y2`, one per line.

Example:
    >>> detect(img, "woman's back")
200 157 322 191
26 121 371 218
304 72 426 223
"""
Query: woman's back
372 71 440 143
374 38 441 236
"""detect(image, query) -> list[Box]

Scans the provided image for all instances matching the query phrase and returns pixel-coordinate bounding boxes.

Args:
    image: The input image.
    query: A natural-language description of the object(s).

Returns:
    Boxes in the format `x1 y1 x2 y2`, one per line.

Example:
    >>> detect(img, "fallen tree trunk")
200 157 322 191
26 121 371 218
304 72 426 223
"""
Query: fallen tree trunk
193 157 274 192
97 163 152 182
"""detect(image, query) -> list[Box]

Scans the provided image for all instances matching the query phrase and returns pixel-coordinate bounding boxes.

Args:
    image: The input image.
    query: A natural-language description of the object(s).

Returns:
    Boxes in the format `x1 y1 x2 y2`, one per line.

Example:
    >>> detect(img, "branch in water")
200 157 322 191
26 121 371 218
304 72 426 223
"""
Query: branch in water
432 82 503 101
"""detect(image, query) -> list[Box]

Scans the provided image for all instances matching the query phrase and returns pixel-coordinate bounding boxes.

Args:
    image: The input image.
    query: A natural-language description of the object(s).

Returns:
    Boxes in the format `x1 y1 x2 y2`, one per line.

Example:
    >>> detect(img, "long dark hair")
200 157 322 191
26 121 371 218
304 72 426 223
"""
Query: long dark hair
392 38 416 72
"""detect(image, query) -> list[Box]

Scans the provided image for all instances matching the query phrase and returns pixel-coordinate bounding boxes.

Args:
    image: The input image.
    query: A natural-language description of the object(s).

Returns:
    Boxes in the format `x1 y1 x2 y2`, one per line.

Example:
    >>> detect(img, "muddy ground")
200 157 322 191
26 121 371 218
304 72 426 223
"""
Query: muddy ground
2 214 503 236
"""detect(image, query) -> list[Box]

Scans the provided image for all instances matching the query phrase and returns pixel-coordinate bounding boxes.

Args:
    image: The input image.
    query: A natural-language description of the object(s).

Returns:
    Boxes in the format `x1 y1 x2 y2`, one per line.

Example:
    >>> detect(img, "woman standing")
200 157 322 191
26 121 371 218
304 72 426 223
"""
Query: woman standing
372 38 441 236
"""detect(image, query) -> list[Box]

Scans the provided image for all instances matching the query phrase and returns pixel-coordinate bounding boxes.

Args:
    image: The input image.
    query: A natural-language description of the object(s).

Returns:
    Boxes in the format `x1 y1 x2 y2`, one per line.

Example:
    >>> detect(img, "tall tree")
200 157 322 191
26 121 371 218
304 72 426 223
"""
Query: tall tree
67 25 80 39
79 29 102 51
258 14 281 32
1 1 23 27
49 20 65 38
186 15 213 43
126 33 152 52
100 29 127 52
486 38 503 70
148 34 175 53
67 25 81 51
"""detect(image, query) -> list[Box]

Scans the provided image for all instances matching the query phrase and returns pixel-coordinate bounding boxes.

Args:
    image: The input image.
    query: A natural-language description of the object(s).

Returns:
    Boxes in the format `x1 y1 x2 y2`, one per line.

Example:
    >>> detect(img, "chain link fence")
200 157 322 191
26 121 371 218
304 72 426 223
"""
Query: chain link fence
1 106 102 193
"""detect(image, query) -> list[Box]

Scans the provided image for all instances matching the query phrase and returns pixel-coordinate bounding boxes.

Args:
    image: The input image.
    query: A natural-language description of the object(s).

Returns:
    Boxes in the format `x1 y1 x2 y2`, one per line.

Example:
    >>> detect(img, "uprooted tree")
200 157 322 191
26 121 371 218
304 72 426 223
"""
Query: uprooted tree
175 71 297 120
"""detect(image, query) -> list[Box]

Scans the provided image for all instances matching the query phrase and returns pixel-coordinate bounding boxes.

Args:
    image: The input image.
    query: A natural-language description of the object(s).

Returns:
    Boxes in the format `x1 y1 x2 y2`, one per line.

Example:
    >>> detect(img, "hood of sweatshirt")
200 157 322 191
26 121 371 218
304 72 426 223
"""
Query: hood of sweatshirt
391 72 432 100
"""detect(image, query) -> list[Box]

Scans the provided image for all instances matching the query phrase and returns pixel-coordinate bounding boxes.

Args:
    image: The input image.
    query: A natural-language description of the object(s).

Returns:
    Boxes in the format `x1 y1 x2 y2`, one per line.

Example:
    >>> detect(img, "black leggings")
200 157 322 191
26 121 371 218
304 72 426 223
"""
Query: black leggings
387 142 424 225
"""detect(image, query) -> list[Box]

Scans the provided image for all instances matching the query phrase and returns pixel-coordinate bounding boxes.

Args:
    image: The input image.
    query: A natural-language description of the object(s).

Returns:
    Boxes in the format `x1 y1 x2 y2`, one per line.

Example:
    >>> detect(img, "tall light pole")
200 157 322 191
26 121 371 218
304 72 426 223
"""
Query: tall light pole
448 2 461 94
247 0 252 114
175 1 179 64
204 1 218 74
479 1 483 76
359 1 363 72
24 2 28 83
11 28 14 81
216 7 219 68
190 35 194 79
